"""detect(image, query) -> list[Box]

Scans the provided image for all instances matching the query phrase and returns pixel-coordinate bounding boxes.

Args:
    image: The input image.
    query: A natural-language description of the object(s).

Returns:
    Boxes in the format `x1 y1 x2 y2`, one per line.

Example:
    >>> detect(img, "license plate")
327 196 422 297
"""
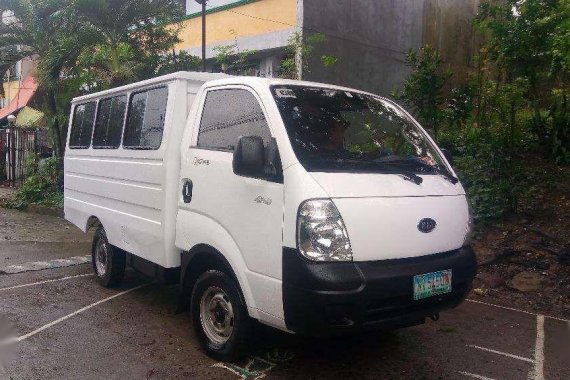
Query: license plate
413 269 452 300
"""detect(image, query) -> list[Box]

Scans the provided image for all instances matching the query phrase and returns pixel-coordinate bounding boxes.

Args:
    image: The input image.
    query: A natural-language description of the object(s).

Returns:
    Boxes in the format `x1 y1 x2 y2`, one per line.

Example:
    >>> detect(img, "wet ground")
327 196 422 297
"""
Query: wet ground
1 208 569 379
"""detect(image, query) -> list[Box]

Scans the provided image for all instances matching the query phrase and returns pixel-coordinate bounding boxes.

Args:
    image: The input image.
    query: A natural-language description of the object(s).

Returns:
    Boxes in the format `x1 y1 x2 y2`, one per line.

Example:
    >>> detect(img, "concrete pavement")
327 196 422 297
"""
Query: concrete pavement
0 209 568 379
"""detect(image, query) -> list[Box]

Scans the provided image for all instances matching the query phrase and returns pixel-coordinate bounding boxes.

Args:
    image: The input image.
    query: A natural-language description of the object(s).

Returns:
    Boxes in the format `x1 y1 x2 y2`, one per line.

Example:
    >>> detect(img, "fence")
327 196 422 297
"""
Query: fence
0 128 50 187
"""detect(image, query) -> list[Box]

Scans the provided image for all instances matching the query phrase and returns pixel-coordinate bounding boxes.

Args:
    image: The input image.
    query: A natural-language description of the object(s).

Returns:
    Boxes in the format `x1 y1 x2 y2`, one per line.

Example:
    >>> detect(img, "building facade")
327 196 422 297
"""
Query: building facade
176 0 481 96
178 0 298 77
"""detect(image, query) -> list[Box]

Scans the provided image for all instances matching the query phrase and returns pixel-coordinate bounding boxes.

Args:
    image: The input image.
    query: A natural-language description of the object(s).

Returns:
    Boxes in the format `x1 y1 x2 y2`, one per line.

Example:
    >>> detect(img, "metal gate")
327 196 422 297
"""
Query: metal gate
0 128 44 187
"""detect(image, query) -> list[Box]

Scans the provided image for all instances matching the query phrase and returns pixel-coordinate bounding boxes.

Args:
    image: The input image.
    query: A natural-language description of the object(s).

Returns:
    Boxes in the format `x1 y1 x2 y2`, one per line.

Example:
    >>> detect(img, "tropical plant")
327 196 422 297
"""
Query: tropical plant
0 0 86 157
5 154 62 210
0 0 187 157
475 0 570 162
70 0 184 87
155 50 201 76
279 32 338 79
392 45 452 140
212 31 256 74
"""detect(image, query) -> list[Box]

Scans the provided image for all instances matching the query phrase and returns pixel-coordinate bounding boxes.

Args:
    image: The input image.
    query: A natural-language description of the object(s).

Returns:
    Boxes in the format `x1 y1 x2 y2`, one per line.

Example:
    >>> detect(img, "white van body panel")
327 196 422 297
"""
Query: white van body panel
175 83 291 326
65 72 228 268
309 172 466 198
281 164 331 249
332 195 470 261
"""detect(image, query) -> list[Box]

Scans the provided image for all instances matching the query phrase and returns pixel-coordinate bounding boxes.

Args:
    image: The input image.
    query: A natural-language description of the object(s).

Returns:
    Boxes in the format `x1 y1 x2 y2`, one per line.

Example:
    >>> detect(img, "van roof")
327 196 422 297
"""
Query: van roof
203 76 382 98
72 71 381 104
71 71 231 103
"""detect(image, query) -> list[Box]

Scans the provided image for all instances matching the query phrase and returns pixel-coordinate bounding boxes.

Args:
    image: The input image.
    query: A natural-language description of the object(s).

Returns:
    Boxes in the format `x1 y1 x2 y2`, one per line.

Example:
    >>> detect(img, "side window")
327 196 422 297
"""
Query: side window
123 87 168 149
197 89 272 151
69 102 96 148
92 95 127 148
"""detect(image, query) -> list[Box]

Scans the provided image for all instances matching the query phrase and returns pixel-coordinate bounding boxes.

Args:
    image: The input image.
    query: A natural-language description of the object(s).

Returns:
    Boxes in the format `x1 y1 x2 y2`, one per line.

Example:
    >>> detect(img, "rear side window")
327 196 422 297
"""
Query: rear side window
123 87 168 149
69 102 96 148
197 89 272 151
92 95 127 148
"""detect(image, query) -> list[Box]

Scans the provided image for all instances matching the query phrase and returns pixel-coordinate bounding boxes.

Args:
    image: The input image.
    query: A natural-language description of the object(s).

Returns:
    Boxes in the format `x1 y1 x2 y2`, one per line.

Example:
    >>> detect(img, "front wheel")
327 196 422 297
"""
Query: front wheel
92 227 126 287
191 270 250 361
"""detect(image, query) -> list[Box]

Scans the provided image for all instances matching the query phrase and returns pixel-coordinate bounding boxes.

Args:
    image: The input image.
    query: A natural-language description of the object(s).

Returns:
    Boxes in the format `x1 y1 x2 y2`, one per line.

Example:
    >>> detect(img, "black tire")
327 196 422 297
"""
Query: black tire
92 227 126 288
191 270 250 361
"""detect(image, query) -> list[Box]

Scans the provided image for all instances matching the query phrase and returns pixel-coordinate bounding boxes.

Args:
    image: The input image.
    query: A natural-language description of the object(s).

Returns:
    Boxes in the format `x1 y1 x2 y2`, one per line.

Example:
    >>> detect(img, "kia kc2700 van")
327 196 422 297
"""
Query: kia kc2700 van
64 72 477 360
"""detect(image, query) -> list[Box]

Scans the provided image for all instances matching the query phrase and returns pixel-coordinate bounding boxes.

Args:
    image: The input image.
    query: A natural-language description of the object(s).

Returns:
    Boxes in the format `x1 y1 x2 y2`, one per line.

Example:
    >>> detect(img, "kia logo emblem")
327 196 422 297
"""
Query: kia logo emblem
418 218 437 233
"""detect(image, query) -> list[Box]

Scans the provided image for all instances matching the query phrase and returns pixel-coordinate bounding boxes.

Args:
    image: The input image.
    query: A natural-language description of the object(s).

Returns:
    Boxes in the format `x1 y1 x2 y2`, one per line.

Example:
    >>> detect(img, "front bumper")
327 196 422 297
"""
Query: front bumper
282 246 477 335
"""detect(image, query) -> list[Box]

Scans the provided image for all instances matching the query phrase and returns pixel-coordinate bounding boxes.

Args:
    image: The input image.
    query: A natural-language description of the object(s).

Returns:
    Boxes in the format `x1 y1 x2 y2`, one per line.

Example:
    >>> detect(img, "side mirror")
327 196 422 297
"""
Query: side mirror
233 136 265 178
440 148 454 166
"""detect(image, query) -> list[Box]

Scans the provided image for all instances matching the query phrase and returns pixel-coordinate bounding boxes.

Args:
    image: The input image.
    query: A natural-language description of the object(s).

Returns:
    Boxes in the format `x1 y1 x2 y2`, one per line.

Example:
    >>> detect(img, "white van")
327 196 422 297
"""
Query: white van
64 71 476 360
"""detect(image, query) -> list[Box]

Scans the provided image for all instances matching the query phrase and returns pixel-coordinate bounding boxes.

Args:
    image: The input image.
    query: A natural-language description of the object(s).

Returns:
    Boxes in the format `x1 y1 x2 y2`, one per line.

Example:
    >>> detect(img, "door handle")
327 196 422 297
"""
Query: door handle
182 179 193 203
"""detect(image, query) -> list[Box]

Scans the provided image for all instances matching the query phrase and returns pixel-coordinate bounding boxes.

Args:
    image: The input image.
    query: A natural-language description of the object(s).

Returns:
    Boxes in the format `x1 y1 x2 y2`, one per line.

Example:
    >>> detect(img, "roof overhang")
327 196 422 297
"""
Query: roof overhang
0 76 39 121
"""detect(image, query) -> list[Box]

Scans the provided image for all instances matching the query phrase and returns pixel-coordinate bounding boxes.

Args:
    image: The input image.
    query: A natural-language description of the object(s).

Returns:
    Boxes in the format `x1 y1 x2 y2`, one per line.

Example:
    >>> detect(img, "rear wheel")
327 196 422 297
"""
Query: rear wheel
191 270 250 361
92 227 126 287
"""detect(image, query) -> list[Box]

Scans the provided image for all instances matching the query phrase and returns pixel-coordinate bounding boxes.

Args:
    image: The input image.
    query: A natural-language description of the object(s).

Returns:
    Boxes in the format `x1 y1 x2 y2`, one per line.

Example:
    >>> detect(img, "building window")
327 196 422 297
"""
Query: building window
92 95 127 149
69 102 96 149
197 89 271 151
123 87 168 150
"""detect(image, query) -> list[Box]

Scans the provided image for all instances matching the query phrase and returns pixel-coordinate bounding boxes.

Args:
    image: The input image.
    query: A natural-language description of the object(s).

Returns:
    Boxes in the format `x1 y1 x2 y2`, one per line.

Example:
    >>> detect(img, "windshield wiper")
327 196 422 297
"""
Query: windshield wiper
372 161 423 185
380 157 459 184
305 155 423 185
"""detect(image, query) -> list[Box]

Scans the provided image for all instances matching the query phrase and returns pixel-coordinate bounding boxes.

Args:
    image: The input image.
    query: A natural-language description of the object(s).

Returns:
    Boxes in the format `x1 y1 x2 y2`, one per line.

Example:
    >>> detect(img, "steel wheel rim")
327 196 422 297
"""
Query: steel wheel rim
199 286 234 345
95 239 108 276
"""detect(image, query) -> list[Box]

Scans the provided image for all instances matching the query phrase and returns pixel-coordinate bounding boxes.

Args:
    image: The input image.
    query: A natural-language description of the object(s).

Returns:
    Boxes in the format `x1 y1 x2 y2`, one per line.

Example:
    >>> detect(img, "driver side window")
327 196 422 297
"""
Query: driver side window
197 89 272 151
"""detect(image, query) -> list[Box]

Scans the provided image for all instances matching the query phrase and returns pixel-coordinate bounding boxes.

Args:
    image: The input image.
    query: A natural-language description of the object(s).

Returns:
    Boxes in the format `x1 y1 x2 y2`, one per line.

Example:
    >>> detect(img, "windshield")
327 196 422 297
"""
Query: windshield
272 85 447 175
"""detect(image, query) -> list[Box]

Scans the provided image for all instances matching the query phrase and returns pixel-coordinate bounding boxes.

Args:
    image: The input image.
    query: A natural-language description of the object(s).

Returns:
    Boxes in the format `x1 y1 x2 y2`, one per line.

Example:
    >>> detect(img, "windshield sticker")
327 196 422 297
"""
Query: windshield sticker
275 88 296 98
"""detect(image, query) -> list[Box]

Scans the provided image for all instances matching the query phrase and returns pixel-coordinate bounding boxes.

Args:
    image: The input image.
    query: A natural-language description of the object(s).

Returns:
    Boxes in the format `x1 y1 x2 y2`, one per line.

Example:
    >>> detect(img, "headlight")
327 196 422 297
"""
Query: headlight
297 199 353 261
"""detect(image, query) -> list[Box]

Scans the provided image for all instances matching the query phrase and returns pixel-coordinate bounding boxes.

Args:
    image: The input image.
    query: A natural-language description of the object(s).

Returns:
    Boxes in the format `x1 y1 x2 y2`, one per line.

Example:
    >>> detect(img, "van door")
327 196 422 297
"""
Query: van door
177 86 284 319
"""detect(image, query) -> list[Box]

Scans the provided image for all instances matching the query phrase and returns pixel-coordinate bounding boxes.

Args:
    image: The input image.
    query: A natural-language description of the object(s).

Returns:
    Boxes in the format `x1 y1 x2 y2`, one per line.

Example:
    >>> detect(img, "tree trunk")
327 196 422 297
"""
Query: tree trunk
45 90 63 158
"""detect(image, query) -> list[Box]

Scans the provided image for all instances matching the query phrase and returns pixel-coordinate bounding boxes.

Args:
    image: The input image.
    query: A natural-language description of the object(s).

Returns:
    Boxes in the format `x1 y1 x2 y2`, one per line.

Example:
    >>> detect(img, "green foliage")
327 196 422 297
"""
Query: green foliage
393 1 570 226
212 31 256 74
70 0 185 88
437 65 543 225
441 117 536 225
392 45 452 139
279 32 338 79
5 155 62 210
0 0 87 157
0 0 190 157
321 55 338 68
155 50 202 76
475 0 570 163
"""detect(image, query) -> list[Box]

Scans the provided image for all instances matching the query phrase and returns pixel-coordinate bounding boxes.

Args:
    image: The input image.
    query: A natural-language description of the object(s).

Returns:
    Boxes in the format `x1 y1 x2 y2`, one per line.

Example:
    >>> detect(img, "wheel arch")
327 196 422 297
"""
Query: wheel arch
177 244 249 314
86 215 102 232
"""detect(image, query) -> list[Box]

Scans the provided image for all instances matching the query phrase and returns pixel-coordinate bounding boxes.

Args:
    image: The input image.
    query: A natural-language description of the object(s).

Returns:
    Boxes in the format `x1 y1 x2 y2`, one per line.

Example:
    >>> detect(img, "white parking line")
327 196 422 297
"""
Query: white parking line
466 344 534 363
0 283 152 346
459 371 497 380
466 299 570 323
532 315 545 380
0 274 93 292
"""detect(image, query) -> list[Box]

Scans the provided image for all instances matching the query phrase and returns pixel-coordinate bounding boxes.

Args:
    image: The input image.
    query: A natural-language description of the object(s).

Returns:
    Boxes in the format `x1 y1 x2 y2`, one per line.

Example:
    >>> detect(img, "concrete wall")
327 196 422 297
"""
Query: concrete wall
302 0 481 96
422 0 482 84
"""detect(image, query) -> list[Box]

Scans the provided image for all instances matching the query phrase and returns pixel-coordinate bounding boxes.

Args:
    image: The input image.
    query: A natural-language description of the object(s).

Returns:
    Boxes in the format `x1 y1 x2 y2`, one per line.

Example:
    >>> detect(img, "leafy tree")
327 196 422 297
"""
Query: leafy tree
155 50 201 76
392 45 452 139
0 0 188 157
279 32 338 79
476 0 570 162
0 0 86 157
70 0 185 87
212 31 256 74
